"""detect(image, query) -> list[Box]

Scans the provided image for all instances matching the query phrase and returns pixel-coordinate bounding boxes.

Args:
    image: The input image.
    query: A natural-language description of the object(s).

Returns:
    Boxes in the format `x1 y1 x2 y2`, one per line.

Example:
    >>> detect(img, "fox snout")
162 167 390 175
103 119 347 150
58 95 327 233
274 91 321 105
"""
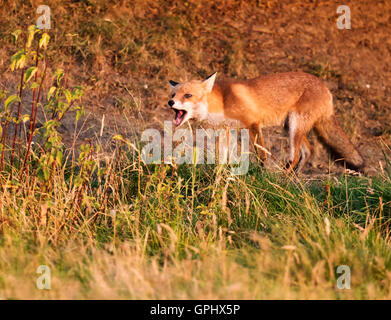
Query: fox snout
168 100 175 107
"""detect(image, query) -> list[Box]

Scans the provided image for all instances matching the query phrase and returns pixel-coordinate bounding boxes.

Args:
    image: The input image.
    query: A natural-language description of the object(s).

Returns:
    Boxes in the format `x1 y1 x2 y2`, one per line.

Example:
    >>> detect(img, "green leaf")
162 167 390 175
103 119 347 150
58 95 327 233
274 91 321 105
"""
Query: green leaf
24 66 38 83
64 89 71 103
113 134 124 141
16 54 27 69
72 86 84 99
22 114 30 123
30 82 40 89
12 30 22 44
10 49 23 61
4 95 19 111
76 109 83 121
56 150 63 165
55 69 64 86
43 166 50 181
10 49 24 71
47 86 57 100
39 33 50 49
26 25 38 49
10 59 16 71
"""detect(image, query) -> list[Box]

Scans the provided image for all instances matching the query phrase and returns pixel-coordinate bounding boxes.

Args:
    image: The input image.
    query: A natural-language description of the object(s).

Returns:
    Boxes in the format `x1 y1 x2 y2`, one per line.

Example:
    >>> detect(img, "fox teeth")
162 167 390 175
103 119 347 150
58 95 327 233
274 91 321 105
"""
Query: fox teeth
174 109 186 126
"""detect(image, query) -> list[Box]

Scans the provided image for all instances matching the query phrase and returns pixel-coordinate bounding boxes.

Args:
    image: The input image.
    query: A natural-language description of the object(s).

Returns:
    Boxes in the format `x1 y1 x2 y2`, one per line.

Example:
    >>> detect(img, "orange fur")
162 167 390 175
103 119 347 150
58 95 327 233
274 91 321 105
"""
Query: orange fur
168 72 365 172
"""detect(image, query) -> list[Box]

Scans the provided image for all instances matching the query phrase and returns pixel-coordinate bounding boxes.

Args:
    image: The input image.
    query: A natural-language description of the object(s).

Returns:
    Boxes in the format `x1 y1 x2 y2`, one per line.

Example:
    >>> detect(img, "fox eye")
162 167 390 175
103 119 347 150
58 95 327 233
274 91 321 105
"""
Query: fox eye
171 93 176 98
184 93 192 99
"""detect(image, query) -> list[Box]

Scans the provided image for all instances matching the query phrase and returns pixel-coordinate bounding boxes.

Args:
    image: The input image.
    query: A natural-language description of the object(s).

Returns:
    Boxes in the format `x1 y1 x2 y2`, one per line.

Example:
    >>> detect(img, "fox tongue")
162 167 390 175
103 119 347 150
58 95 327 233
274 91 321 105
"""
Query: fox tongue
175 110 184 126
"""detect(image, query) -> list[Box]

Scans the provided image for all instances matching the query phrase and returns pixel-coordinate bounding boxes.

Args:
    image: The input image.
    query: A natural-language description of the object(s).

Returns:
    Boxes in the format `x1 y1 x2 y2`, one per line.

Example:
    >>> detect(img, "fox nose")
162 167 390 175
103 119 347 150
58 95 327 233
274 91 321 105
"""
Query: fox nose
168 100 175 107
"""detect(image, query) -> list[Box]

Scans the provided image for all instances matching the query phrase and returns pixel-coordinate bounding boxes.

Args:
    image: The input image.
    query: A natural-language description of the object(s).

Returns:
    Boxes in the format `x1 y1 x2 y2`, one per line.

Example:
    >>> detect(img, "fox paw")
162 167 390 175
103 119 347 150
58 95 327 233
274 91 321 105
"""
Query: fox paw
285 161 297 173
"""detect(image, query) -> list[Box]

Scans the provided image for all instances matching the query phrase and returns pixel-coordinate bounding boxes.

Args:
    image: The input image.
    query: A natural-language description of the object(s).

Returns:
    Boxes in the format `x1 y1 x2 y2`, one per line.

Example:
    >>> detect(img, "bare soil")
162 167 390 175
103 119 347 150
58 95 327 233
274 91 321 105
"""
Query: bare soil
1 0 390 177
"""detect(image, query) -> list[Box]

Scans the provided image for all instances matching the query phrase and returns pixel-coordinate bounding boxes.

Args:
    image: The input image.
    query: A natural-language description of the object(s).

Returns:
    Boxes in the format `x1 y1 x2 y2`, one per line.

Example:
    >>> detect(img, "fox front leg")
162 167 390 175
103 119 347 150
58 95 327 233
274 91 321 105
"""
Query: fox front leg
249 123 267 165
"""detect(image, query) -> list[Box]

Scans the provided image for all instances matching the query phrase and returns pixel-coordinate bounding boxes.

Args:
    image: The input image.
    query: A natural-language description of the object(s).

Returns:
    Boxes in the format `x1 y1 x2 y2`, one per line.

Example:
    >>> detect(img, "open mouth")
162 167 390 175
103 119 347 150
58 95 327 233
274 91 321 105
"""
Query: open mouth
173 109 187 126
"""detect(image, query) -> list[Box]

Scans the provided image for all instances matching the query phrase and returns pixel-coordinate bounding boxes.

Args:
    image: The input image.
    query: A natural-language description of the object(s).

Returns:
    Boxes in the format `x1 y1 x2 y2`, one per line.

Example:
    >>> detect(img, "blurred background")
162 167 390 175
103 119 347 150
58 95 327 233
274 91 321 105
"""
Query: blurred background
0 0 390 174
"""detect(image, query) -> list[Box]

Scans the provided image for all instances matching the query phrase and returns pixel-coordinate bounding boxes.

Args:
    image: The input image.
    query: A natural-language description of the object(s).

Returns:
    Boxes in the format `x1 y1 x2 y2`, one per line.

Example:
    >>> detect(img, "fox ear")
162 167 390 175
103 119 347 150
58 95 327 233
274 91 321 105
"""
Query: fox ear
169 80 179 89
203 72 217 93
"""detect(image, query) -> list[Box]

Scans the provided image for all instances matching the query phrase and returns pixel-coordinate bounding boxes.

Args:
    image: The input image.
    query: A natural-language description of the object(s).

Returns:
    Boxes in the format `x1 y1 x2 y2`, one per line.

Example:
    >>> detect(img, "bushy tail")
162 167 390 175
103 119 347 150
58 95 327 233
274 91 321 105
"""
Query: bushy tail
315 115 365 169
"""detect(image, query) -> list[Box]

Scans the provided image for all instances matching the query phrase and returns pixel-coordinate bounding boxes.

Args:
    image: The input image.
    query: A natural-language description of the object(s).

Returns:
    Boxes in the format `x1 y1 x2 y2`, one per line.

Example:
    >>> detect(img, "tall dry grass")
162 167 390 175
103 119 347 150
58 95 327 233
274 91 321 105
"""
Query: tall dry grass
0 2 391 300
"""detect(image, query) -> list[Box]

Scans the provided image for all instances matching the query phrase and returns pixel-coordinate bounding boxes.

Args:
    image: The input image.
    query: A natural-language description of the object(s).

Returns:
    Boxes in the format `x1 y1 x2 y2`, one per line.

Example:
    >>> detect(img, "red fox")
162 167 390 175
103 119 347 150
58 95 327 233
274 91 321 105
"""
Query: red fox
167 72 365 172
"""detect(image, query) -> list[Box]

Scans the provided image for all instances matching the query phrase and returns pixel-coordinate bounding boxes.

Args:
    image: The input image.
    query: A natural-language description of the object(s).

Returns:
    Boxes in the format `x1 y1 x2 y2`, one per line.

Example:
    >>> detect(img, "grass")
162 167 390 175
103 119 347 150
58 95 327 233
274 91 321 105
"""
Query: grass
1 150 391 299
0 1 391 300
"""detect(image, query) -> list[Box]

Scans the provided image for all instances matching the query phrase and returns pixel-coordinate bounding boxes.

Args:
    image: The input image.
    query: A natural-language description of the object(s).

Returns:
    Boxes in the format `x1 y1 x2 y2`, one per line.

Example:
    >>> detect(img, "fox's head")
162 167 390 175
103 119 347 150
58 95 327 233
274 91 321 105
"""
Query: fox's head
167 72 217 127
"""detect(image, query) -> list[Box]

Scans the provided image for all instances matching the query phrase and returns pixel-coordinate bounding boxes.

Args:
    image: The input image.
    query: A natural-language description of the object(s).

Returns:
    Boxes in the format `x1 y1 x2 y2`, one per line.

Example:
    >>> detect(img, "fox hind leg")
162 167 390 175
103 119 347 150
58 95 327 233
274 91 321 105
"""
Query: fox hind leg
296 136 312 172
286 112 311 173
286 132 304 173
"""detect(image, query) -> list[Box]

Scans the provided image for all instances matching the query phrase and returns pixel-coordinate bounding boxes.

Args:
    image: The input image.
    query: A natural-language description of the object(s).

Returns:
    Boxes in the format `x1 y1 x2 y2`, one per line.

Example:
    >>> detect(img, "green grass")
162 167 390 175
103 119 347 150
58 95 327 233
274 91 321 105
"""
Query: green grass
1 155 391 299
